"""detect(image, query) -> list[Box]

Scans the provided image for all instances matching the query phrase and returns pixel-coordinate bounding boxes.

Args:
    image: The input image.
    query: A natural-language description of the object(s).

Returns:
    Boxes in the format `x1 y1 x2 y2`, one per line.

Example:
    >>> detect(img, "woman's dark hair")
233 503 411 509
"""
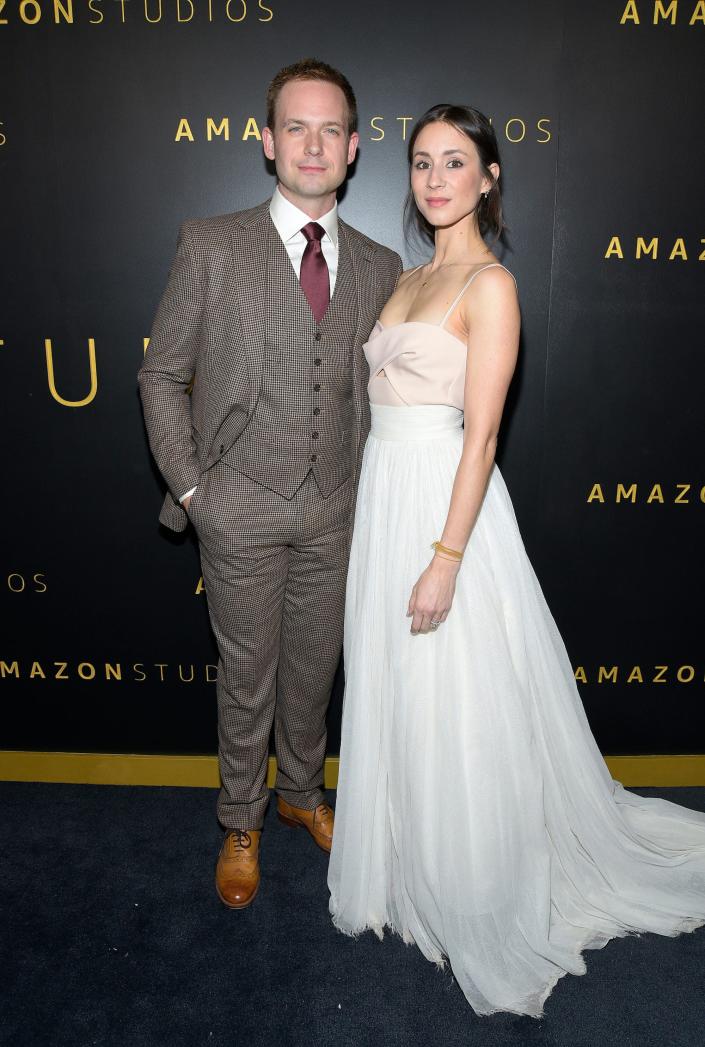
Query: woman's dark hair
404 104 505 246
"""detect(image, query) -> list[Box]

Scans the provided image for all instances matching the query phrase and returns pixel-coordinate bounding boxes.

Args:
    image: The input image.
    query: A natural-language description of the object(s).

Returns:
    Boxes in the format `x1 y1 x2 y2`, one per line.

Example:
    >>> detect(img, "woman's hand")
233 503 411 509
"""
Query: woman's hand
407 556 461 635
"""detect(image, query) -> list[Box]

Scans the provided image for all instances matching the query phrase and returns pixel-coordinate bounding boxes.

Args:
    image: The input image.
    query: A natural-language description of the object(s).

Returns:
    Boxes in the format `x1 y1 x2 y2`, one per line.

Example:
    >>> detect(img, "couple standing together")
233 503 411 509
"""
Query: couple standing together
139 59 705 1017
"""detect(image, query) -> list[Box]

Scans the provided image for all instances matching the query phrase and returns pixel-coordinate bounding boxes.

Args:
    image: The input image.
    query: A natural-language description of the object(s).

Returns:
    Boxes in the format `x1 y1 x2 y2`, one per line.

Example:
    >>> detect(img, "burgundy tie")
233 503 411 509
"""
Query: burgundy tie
299 222 330 323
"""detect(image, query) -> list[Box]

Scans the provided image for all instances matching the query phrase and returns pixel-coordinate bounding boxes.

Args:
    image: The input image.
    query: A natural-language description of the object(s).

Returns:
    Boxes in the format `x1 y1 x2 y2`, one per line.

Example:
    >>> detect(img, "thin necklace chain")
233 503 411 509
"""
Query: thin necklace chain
420 259 491 288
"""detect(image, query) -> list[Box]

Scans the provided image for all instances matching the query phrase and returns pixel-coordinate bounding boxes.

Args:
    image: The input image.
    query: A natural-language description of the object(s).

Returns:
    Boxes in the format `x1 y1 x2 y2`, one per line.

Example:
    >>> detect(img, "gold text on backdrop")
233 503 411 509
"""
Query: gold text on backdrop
605 236 705 260
574 666 702 685
44 338 98 407
0 0 274 26
5 574 47 593
587 484 705 504
620 0 705 25
0 661 219 682
174 116 553 145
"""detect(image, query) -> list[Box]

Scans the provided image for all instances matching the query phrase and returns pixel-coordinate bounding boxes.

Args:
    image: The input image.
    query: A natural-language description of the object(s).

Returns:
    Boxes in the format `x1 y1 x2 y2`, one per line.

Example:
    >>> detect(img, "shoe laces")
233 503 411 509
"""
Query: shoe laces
230 829 252 850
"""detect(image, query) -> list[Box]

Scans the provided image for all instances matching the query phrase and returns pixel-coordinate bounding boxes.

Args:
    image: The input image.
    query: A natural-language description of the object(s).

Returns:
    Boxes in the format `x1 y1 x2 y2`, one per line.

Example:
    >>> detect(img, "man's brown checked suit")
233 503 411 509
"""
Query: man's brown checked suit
139 200 401 831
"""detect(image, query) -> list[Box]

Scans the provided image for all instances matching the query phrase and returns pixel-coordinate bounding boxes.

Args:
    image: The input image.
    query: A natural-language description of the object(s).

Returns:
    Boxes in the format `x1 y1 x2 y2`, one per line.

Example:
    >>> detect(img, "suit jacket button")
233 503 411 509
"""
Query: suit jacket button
310 454 317 462
315 331 322 341
311 432 319 439
314 358 322 366
313 383 321 392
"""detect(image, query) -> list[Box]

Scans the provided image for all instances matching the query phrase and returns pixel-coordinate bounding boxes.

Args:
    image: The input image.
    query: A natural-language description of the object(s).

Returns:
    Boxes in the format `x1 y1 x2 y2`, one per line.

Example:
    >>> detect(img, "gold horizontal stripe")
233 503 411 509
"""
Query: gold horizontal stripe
0 752 704 788
603 755 705 788
0 751 341 789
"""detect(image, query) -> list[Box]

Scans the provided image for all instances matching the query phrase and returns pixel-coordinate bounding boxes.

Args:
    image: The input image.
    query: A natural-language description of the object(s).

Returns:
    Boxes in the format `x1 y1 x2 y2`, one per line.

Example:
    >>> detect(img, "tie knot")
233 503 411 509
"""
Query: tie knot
301 221 325 244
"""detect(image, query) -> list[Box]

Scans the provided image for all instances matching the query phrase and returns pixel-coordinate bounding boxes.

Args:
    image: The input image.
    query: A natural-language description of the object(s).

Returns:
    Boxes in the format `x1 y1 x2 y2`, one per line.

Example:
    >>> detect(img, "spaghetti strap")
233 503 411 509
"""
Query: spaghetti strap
396 264 423 289
439 263 515 328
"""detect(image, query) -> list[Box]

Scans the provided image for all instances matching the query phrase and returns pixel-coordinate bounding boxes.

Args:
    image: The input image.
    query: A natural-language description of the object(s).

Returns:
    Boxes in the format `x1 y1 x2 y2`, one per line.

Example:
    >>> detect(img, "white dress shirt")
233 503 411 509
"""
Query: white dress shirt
180 188 338 503
269 185 338 295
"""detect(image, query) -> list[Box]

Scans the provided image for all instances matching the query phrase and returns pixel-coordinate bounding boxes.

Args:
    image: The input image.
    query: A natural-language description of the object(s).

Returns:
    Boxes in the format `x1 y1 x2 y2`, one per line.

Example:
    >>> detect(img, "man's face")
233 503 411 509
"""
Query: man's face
263 79 359 212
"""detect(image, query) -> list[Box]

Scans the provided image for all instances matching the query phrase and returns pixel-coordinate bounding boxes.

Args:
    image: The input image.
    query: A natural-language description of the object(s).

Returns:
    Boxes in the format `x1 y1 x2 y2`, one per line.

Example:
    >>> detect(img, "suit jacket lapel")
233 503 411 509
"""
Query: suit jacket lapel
229 207 273 416
339 222 378 434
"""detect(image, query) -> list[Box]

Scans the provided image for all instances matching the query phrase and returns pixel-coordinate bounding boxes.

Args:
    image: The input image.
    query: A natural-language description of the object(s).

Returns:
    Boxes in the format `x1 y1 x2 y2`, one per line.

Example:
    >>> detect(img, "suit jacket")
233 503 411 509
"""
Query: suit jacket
138 201 402 532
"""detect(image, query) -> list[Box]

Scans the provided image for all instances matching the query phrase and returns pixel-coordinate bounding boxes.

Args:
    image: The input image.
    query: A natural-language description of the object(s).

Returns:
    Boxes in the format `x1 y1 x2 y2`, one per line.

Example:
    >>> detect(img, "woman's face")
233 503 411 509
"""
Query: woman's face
410 120 498 232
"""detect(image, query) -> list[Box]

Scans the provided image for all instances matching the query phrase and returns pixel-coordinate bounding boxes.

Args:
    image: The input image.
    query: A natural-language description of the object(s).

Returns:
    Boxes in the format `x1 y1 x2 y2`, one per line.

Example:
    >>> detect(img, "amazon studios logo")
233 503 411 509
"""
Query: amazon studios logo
0 0 274 26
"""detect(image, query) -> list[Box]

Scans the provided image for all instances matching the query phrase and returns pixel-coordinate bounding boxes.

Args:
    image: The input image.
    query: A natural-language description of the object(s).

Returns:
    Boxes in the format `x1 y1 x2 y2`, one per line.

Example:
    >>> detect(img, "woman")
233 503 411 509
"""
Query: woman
328 104 705 1017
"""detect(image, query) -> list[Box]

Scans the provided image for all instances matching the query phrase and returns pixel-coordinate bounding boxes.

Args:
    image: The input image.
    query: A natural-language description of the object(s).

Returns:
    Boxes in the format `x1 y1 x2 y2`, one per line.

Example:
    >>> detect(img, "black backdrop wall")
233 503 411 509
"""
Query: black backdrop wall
2 0 703 757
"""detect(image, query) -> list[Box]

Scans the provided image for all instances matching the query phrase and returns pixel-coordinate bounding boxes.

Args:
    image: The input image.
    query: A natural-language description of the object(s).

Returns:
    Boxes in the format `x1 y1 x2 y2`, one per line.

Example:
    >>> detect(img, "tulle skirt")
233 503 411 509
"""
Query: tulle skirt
328 404 705 1017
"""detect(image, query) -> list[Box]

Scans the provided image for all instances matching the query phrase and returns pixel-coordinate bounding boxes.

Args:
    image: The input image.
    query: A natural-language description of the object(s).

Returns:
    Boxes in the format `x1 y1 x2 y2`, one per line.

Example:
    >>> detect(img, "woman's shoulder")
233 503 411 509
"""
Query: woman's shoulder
467 262 517 296
453 263 519 334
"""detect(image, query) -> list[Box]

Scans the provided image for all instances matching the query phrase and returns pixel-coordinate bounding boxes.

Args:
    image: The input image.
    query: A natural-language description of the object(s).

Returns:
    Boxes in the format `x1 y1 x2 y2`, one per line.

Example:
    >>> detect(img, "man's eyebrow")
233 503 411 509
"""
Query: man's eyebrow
283 118 345 127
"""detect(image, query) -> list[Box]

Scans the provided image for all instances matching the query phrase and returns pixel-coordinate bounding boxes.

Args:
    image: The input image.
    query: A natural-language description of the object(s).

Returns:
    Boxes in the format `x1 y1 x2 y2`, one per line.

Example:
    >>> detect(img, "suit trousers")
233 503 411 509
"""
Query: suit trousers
191 461 353 830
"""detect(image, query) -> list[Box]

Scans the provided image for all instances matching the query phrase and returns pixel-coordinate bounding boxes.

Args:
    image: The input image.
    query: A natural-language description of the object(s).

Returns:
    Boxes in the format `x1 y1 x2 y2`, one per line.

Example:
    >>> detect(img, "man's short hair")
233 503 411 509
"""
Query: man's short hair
266 58 358 135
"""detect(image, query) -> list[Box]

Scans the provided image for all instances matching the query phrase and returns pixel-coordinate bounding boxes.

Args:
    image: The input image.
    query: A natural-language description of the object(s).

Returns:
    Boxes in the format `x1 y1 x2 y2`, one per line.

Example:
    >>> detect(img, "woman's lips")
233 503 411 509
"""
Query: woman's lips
426 198 450 207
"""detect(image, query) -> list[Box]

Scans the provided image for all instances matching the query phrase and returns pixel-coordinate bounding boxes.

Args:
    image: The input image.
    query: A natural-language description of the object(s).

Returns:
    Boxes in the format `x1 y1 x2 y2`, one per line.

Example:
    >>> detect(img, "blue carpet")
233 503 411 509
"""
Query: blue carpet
1 783 704 1047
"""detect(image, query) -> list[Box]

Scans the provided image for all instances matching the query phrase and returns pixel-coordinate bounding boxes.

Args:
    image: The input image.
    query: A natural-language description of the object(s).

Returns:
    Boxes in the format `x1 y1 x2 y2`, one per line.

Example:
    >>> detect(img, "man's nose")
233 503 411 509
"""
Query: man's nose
305 134 323 155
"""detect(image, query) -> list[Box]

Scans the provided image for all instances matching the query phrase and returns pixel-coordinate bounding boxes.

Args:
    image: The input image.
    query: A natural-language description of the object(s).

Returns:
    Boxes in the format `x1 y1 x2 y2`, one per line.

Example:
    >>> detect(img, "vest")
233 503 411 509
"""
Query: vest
222 232 357 499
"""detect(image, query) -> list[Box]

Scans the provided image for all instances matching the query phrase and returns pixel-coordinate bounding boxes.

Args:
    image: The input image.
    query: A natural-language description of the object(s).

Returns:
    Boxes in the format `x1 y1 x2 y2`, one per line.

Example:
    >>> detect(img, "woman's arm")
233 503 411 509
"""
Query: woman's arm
407 267 520 634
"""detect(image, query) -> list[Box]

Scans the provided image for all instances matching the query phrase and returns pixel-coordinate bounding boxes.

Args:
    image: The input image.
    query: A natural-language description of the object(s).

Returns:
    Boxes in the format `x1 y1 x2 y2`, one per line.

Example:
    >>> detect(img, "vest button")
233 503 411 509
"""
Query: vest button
310 454 318 462
313 383 321 391
314 358 322 366
315 331 322 341
311 432 319 439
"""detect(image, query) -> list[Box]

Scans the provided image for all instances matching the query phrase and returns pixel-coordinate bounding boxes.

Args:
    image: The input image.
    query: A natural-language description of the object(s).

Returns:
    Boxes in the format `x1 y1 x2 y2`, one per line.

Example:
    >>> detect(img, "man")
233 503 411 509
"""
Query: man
138 59 402 908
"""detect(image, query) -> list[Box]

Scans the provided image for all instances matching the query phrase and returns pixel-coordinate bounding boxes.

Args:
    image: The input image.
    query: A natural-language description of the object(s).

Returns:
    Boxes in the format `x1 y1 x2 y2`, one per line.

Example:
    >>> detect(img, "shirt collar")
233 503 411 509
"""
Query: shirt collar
269 185 338 249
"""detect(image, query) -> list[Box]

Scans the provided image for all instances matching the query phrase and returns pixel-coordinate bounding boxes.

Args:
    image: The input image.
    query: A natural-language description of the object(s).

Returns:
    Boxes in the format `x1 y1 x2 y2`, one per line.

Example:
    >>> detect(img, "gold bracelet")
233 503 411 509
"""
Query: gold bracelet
431 540 463 561
434 552 461 564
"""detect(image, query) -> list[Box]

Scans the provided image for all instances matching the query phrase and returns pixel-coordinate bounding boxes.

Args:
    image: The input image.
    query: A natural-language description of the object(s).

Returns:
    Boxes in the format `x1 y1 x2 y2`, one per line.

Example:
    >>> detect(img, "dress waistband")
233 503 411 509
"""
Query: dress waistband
370 404 464 442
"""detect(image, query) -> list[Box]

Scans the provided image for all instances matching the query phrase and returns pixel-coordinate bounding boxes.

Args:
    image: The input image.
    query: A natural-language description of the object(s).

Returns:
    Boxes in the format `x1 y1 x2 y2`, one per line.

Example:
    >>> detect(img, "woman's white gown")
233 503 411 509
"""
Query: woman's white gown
327 267 705 1017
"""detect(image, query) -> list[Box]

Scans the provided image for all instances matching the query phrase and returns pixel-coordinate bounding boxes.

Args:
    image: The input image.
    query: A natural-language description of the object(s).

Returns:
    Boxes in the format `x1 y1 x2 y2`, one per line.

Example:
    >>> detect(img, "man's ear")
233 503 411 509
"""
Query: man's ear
347 131 360 165
262 127 276 161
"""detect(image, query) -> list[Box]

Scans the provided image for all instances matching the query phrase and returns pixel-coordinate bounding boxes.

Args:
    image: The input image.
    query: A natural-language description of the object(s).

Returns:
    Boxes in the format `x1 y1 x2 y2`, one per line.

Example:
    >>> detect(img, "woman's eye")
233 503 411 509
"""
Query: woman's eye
448 159 463 169
414 161 430 170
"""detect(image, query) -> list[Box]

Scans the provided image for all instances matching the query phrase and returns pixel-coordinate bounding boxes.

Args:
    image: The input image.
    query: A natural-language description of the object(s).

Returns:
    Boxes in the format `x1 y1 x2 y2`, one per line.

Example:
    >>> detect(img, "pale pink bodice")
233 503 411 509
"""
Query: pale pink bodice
365 263 514 408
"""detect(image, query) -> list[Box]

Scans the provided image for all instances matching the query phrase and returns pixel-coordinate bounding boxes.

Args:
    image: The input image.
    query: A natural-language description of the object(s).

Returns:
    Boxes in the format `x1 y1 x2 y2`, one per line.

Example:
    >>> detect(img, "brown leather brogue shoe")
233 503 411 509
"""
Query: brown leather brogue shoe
276 797 334 853
215 829 261 909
